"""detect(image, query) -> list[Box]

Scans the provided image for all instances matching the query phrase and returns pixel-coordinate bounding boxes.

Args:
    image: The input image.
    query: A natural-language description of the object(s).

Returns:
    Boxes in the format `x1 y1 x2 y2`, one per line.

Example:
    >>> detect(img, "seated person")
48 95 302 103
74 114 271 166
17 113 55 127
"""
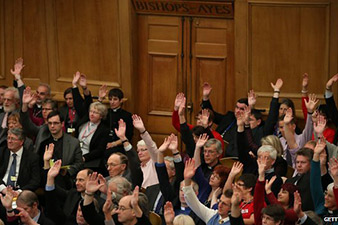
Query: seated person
0 128 40 193
285 148 314 211
60 87 79 134
1 189 55 225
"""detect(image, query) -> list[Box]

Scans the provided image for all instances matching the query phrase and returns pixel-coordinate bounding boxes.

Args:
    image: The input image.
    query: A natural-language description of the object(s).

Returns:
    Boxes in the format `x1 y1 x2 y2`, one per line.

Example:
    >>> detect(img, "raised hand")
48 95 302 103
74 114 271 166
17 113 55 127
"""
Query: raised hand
293 191 303 217
43 143 54 162
248 90 257 107
103 187 113 217
86 172 105 194
235 110 245 127
283 108 293 124
72 71 81 87
131 186 139 209
313 115 326 136
196 133 209 149
302 73 309 89
202 82 212 100
200 109 210 128
271 78 283 91
304 93 319 113
184 158 196 180
174 93 185 111
132 114 146 133
114 119 126 140
99 85 108 100
22 87 34 104
10 57 25 76
178 97 186 116
326 73 338 90
79 73 87 89
231 189 242 207
257 157 267 180
164 201 175 225
229 162 243 177
314 137 326 156
0 186 15 210
16 207 37 225
329 157 338 179
47 160 62 179
243 105 251 124
158 137 170 153
265 176 277 194
98 174 108 194
168 134 178 152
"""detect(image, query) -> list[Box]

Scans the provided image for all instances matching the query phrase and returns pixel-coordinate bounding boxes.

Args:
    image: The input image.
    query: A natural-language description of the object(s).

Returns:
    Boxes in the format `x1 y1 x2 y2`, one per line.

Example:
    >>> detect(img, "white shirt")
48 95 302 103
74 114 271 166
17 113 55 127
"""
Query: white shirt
0 147 23 191
78 121 99 155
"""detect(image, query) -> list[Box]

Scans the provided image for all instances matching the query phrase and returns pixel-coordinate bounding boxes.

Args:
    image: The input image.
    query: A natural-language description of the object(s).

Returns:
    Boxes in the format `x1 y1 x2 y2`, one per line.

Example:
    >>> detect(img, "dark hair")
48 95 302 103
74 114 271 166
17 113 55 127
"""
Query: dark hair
213 165 230 189
237 98 248 106
238 174 257 196
83 168 94 176
192 126 205 136
63 87 73 99
261 204 285 223
280 98 296 116
280 183 298 208
223 189 233 198
296 148 313 162
0 85 8 89
108 88 124 100
47 111 64 122
112 152 129 168
251 109 262 121
8 128 25 141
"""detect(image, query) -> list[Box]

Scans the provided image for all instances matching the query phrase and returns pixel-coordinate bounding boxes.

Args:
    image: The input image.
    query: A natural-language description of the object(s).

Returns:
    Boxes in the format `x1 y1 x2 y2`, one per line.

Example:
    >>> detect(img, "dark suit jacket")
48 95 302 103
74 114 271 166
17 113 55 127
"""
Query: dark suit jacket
0 147 40 191
7 211 55 225
286 172 314 211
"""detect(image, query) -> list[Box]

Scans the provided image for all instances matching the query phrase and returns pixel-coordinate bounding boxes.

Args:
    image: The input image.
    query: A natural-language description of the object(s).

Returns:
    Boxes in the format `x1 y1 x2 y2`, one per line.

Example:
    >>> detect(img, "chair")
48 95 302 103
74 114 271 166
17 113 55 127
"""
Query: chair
149 211 162 225
220 157 242 180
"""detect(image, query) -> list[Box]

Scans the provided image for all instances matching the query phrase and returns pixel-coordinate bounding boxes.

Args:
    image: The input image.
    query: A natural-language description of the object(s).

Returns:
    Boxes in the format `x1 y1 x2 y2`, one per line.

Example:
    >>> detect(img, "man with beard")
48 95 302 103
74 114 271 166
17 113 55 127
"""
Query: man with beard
0 87 20 136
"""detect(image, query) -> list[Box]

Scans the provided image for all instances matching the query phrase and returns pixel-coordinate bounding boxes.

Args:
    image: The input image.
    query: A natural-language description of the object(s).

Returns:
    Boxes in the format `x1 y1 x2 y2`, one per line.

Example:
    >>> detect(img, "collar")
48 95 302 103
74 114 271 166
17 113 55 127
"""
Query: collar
52 133 63 142
218 215 229 224
32 210 41 223
89 121 100 127
265 168 275 174
11 146 24 157
112 107 121 112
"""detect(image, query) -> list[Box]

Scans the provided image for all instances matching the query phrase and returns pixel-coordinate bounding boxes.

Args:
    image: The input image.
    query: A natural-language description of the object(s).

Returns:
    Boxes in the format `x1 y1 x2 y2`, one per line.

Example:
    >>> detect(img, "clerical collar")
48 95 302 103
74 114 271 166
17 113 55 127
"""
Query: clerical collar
265 168 275 174
181 206 187 211
52 134 63 142
218 215 229 224
36 104 42 108
112 107 121 112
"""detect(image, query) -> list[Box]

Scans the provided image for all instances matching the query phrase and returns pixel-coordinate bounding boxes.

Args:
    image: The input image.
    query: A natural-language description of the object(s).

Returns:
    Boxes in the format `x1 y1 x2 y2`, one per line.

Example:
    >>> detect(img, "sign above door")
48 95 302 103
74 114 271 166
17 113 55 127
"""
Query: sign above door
132 0 234 19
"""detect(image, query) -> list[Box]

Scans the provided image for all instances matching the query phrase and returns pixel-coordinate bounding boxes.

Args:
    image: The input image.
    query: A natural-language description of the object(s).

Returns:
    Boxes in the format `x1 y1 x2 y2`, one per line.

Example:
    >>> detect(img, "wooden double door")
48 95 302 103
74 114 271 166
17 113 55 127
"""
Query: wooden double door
135 15 235 145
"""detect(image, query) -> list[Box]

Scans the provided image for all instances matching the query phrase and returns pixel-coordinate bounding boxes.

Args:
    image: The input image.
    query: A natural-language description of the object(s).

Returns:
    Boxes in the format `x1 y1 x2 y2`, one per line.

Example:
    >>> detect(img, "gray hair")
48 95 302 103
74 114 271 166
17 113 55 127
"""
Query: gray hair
90 102 108 119
5 87 20 102
108 176 132 202
8 128 25 141
39 83 51 96
204 138 222 154
137 140 146 147
257 145 277 160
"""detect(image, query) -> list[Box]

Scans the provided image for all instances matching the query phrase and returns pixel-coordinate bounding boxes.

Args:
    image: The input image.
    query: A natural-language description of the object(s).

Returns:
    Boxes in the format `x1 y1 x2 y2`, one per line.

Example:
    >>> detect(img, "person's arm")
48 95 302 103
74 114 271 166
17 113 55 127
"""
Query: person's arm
183 158 216 223
264 78 283 135
299 94 318 146
223 162 243 192
310 138 327 215
68 140 84 178
253 157 267 225
83 125 109 163
230 190 245 225
131 186 143 218
193 133 208 168
172 93 185 131
324 74 338 126
20 87 39 136
164 201 175 225
283 108 297 149
301 73 309 120
329 157 338 207
10 57 25 88
201 82 224 125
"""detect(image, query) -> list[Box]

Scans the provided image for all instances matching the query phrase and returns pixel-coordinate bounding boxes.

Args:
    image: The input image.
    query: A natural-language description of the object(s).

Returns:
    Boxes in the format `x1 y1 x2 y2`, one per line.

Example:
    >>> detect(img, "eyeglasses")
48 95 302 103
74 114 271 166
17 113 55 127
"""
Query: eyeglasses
236 182 246 187
211 172 220 180
217 199 230 207
36 91 47 96
89 110 100 115
42 108 53 111
7 137 21 141
105 163 121 168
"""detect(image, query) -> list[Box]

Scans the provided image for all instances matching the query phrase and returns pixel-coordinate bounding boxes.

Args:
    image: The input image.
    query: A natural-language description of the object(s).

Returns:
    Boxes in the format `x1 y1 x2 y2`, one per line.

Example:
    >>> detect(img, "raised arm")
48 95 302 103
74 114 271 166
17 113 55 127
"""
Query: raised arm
325 74 338 127
11 57 25 88
132 114 157 161
301 73 309 120
193 133 208 168
172 93 185 131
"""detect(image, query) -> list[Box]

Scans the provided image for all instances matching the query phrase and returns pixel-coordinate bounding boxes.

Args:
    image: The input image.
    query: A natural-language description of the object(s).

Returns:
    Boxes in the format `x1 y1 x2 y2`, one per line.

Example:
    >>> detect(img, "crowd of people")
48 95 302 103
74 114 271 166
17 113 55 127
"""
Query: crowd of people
0 57 337 225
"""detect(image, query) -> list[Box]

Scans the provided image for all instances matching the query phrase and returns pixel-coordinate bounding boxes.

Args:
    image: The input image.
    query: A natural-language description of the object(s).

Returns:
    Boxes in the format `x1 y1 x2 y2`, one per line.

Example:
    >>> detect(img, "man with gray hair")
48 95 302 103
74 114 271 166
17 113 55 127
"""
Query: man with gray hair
0 87 20 132
0 128 40 194
201 138 222 178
